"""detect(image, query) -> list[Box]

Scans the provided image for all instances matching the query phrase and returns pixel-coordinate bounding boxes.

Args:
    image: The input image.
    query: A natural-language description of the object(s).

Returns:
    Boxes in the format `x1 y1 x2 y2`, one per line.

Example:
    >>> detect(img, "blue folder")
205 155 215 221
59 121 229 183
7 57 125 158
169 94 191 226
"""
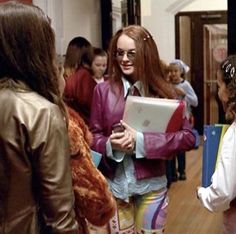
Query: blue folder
202 124 229 187
91 150 102 168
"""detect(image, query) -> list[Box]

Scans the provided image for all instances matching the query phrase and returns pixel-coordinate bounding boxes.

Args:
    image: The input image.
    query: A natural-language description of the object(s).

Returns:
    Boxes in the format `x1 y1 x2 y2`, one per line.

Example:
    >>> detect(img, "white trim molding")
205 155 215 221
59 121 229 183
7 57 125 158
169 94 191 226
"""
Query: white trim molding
166 0 196 14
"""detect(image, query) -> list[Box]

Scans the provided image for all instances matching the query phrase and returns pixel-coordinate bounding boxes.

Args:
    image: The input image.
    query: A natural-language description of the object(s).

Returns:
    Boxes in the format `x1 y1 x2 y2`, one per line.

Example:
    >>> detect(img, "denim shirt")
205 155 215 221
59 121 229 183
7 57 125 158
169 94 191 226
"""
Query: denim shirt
106 78 167 202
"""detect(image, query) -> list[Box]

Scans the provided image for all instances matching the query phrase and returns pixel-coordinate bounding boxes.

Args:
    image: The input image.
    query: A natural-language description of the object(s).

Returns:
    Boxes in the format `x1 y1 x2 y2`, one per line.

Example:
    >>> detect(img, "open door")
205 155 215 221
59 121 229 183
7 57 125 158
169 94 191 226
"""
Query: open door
203 24 227 124
175 11 227 134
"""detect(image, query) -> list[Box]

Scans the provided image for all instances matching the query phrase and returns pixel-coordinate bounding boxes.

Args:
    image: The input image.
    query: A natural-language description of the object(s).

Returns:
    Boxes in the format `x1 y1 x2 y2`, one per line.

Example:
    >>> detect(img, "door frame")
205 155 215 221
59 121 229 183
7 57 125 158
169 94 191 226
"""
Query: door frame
175 11 227 134
100 0 141 50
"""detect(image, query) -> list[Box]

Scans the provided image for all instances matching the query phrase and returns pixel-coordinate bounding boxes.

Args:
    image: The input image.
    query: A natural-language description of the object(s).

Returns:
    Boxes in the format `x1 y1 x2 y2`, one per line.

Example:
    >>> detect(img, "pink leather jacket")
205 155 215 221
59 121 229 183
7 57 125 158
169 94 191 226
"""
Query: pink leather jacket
90 80 196 180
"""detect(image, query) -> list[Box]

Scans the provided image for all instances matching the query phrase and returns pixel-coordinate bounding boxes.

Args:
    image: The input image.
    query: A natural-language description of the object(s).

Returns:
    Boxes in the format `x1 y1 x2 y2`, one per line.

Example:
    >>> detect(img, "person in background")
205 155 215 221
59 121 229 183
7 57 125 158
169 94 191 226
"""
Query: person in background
63 36 96 124
58 65 116 234
160 59 170 82
159 60 177 188
168 59 198 181
169 59 198 120
197 55 236 234
0 2 78 233
91 47 108 83
63 36 93 79
90 25 196 233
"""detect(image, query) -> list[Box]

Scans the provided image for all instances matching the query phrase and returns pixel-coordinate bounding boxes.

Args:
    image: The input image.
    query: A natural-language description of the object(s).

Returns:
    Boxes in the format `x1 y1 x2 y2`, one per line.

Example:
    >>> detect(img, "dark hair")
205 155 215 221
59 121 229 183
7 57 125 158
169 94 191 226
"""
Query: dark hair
220 55 236 121
107 25 176 98
91 47 108 77
93 47 108 58
64 36 94 71
0 1 66 117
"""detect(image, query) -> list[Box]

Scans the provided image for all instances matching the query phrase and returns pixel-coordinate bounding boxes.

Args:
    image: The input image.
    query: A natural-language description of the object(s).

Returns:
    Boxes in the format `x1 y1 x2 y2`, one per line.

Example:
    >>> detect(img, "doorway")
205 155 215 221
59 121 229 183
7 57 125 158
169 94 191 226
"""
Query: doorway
100 0 141 50
175 11 227 134
203 24 227 124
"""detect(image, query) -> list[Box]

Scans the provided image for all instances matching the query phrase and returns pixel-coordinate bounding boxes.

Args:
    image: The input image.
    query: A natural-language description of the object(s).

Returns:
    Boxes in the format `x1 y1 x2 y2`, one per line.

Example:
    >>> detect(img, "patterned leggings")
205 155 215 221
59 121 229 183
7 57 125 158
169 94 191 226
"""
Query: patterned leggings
89 188 168 234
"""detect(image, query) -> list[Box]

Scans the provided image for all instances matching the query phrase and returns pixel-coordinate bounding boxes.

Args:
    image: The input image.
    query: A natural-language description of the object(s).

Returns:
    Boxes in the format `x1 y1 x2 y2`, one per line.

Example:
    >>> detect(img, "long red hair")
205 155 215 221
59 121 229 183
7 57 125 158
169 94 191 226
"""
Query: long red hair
107 25 176 99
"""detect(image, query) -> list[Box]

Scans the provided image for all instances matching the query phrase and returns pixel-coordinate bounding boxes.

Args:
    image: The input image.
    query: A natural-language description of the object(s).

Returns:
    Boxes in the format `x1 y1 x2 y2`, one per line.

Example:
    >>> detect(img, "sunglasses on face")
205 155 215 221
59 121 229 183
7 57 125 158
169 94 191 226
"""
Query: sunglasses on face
115 49 136 61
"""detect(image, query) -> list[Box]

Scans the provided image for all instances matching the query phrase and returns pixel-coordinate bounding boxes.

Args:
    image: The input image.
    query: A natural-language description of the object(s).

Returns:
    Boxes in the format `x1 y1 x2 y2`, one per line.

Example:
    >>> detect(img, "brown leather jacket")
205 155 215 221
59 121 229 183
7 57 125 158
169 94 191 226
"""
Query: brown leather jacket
0 86 78 234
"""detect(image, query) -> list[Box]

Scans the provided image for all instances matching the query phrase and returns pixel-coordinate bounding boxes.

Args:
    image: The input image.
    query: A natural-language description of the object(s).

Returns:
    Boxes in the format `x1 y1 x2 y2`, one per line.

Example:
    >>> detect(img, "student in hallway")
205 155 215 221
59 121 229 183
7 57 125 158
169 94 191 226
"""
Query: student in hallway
90 25 196 233
168 59 198 181
58 66 116 233
197 55 236 234
0 2 78 233
91 47 108 83
63 36 96 125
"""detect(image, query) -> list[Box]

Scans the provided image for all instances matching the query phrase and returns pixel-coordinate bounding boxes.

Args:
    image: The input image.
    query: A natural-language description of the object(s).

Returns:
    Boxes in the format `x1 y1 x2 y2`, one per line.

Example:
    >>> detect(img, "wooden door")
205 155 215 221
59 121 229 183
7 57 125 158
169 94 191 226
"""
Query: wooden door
203 24 227 124
175 11 227 134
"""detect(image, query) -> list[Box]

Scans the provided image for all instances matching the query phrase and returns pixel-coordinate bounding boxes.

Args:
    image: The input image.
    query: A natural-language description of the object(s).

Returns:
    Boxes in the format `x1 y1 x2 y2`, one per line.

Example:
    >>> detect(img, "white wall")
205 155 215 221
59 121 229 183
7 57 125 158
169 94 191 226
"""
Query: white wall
141 0 175 63
33 0 227 58
62 0 102 54
141 0 227 63
182 0 227 11
33 0 102 55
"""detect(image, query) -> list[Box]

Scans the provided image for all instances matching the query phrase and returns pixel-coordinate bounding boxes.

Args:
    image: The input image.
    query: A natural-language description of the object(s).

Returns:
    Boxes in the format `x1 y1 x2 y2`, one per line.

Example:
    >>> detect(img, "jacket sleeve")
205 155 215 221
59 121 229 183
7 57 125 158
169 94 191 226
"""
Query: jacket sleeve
143 118 196 159
68 106 116 226
90 85 109 155
71 155 116 227
31 105 78 233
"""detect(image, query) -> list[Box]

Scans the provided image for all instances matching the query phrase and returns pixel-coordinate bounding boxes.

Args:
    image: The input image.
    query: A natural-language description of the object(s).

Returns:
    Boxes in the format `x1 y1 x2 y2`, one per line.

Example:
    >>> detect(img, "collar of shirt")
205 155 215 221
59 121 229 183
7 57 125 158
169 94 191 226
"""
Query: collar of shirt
121 77 144 97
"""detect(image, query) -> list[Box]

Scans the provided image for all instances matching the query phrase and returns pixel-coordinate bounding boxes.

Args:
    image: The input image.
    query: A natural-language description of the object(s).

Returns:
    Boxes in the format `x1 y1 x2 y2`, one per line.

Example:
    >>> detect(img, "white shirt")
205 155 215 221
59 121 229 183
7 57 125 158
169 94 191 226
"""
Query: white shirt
197 121 236 212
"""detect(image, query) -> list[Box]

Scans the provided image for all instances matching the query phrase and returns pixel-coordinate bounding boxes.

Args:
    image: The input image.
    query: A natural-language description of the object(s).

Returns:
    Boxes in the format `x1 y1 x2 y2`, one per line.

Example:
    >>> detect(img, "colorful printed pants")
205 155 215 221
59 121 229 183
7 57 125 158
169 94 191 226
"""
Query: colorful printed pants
89 188 168 234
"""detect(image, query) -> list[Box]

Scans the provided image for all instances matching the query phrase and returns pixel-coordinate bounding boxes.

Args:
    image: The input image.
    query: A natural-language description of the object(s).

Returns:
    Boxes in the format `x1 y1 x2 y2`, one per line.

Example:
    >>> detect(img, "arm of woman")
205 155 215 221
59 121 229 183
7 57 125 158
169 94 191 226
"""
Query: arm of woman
71 155 116 226
197 125 236 212
33 105 78 233
142 117 196 159
184 80 198 107
68 106 116 226
90 87 134 158
121 118 195 160
90 85 110 155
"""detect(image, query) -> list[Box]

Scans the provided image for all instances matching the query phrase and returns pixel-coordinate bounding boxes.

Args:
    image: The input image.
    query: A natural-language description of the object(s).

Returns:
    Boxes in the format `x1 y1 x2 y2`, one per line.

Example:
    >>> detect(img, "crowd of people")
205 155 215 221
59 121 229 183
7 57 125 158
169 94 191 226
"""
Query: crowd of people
0 1 235 234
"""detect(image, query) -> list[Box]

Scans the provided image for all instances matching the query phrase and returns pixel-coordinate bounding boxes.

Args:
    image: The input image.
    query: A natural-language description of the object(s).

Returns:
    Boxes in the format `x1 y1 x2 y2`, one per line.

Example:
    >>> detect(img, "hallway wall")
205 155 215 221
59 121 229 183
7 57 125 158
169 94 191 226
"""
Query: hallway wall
32 0 227 58
141 0 227 62
33 0 102 55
